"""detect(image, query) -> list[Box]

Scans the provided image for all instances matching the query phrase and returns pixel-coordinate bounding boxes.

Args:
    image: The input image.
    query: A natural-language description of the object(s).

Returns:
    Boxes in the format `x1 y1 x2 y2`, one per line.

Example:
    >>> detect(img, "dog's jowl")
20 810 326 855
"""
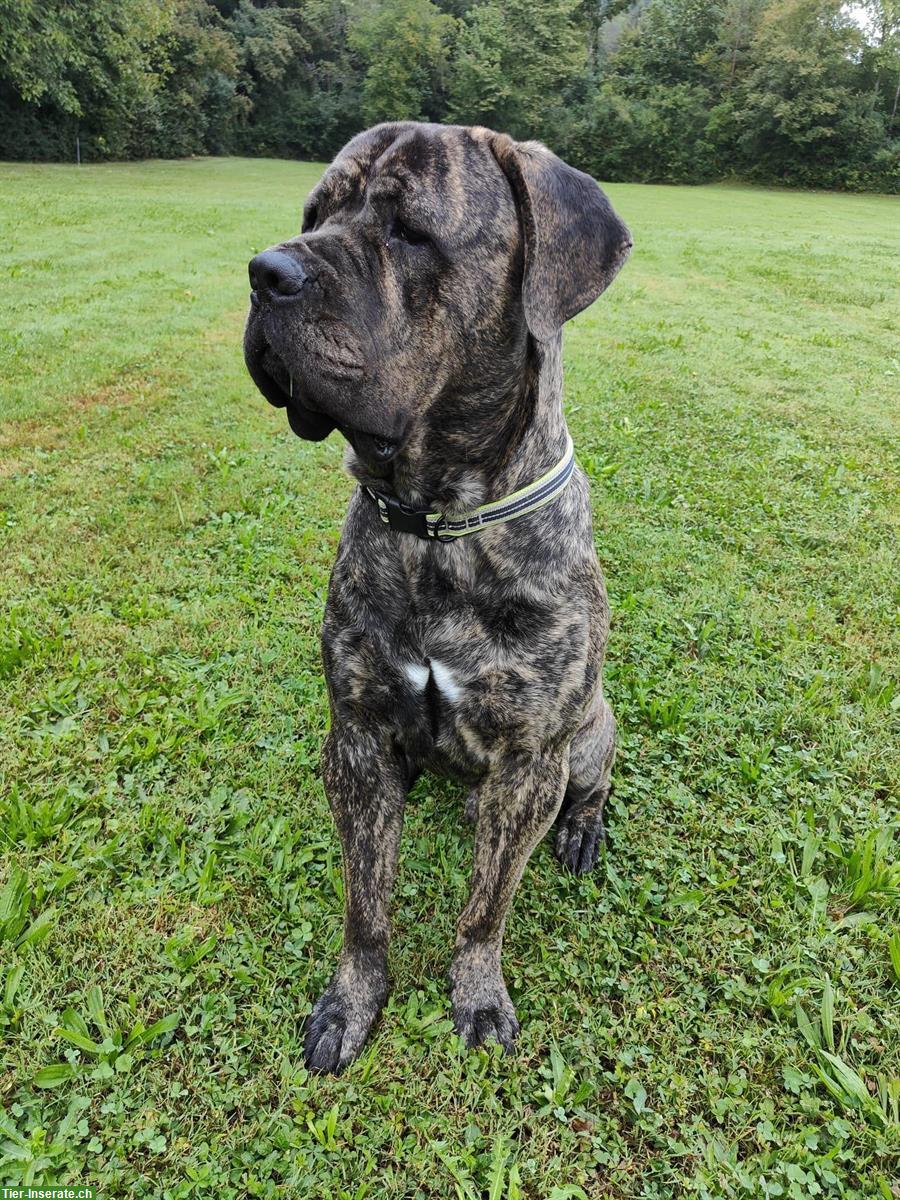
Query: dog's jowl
243 122 631 1073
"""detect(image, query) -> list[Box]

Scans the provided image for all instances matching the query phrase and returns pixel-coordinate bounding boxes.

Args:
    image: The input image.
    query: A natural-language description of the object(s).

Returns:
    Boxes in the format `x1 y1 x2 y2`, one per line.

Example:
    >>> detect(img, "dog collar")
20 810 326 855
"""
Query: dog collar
363 435 575 542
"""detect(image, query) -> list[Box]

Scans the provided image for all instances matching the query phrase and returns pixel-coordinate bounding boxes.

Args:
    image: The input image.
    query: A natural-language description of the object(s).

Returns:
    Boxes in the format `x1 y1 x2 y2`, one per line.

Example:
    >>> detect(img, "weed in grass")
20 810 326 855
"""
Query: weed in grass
0 865 56 951
40 985 179 1089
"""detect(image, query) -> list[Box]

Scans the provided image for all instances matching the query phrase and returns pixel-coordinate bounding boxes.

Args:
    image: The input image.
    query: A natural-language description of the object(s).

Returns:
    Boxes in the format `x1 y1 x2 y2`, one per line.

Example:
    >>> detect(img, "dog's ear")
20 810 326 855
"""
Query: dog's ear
491 134 632 342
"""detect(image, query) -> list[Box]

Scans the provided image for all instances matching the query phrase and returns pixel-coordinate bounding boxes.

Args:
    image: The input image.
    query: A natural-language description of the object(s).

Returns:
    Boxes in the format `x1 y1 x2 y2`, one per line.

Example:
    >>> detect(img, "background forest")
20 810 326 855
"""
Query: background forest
1 0 898 190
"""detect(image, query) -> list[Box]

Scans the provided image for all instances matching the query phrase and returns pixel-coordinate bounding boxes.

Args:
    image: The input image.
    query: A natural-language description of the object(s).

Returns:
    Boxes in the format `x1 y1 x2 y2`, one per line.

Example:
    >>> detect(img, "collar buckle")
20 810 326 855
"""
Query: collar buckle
372 490 435 539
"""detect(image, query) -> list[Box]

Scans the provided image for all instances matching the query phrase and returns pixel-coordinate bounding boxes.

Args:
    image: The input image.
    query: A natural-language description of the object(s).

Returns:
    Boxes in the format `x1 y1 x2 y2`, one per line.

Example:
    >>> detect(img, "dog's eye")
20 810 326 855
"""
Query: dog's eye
390 219 430 248
302 204 319 234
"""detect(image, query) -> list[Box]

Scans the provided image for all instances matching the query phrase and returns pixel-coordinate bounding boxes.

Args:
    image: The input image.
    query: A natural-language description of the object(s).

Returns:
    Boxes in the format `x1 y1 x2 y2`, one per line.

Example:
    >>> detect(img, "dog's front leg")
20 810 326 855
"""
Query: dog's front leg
450 746 568 1051
304 723 406 1074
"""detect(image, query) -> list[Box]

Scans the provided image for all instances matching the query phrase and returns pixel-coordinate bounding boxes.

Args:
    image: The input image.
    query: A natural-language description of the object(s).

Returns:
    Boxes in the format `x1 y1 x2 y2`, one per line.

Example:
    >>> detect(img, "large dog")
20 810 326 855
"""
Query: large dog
243 122 631 1073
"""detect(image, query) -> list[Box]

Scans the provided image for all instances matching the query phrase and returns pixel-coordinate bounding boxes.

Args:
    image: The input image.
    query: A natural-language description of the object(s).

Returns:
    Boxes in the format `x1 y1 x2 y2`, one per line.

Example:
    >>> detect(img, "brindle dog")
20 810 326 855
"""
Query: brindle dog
243 122 631 1073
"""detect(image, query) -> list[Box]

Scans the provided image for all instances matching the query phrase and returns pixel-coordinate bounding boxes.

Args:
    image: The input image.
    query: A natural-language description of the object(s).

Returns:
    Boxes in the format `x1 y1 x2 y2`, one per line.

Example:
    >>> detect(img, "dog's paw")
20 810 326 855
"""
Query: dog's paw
453 1000 520 1051
554 809 606 875
450 961 519 1052
303 970 386 1074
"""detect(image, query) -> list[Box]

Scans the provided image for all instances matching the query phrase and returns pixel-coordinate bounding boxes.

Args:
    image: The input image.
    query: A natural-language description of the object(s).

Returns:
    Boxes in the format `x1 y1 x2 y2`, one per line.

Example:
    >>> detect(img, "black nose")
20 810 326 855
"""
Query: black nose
248 250 307 298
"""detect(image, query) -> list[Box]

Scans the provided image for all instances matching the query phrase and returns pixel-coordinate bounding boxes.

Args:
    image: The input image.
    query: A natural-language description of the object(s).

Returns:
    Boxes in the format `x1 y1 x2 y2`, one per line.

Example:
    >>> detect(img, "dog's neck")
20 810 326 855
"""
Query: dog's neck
346 336 569 516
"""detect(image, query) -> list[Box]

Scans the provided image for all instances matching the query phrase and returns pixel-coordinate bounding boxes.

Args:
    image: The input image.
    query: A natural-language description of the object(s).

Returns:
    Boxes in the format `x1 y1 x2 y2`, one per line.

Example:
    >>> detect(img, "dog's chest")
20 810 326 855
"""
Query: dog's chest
323 534 593 776
402 657 464 704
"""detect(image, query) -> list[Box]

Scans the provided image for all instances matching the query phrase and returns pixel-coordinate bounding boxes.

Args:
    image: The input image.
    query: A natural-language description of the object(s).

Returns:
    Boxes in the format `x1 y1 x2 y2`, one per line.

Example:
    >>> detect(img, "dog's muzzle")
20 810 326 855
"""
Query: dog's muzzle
243 313 336 442
248 250 307 306
243 245 402 458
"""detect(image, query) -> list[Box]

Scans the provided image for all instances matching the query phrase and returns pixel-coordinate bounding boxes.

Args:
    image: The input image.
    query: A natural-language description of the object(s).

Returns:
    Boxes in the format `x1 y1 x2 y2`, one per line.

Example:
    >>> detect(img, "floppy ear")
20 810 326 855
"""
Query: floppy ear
491 134 632 342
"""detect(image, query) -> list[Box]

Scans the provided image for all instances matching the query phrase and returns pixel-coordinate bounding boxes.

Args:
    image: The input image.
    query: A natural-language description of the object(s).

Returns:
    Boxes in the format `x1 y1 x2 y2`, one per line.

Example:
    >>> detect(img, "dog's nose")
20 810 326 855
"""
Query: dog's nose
248 250 307 298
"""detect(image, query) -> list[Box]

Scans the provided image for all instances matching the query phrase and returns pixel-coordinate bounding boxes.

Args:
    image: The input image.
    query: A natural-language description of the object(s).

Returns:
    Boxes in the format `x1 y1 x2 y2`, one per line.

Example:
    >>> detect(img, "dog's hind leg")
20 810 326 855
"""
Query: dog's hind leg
450 746 568 1051
463 787 479 823
554 692 615 876
303 723 406 1074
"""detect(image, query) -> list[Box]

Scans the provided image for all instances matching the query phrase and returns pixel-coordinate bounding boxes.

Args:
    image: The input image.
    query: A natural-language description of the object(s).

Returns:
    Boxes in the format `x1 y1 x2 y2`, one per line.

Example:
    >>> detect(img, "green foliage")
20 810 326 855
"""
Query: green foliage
576 79 721 183
0 0 175 159
0 0 172 114
608 0 723 87
350 0 456 124
231 1 362 160
0 156 898 1196
734 0 891 187
128 0 243 157
447 0 585 141
578 0 899 189
230 0 309 98
0 0 897 188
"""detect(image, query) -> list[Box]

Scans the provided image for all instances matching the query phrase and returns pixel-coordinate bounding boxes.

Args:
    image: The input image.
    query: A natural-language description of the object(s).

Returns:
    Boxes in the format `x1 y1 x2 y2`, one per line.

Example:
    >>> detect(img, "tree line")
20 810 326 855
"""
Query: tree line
1 0 898 190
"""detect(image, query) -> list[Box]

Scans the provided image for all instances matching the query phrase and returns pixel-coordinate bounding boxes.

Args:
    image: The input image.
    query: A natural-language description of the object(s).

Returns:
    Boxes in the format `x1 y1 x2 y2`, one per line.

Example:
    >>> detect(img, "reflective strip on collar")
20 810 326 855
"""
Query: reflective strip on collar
364 435 575 543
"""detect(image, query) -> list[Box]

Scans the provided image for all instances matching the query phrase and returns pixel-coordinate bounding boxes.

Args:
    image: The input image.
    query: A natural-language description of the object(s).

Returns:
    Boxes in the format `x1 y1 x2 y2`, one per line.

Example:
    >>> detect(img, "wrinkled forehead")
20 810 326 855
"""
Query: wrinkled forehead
309 123 517 243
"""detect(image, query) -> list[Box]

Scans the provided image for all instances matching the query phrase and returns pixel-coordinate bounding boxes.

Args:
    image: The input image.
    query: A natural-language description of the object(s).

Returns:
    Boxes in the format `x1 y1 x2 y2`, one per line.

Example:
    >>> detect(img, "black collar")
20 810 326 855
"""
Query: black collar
362 435 575 542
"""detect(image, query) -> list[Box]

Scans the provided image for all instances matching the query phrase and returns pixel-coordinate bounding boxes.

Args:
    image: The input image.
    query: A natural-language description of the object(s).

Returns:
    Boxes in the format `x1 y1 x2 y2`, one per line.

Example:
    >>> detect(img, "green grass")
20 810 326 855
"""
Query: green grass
0 157 898 1199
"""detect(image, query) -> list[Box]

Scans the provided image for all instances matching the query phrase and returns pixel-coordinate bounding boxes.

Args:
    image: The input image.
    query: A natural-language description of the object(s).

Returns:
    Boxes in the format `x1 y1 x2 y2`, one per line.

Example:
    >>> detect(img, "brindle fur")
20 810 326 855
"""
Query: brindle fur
243 122 632 1073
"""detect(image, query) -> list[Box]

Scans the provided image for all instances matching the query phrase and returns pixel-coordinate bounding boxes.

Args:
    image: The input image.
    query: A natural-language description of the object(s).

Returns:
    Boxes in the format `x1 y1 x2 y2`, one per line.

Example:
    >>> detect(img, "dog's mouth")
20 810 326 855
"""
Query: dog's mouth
349 430 401 463
245 334 402 461
245 340 336 441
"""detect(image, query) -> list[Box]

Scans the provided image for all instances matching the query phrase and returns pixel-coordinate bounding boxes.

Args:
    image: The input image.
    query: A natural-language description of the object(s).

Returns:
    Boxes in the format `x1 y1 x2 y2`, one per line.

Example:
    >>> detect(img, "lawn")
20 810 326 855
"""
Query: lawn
0 157 898 1199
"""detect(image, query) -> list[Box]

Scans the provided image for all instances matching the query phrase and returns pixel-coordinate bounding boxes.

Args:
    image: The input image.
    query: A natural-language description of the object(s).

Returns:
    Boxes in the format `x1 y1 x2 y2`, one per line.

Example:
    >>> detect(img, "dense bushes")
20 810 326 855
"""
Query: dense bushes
1 0 897 191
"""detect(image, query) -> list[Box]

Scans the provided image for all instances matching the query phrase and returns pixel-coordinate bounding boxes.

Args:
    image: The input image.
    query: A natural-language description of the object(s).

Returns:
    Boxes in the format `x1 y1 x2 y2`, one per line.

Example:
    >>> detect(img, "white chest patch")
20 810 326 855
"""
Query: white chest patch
403 662 431 690
429 659 463 703
403 659 464 705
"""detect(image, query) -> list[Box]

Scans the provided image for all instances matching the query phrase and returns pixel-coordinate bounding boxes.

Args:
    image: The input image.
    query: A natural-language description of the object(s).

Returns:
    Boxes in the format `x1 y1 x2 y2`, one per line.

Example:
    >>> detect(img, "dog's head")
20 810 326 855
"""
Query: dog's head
243 122 631 469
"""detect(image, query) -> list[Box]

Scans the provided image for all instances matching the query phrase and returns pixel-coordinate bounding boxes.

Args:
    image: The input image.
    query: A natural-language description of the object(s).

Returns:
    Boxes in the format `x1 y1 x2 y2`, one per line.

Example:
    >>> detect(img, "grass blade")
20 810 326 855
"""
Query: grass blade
15 906 55 948
54 1026 103 1054
795 1002 820 1049
3 963 25 1007
139 1012 180 1044
820 975 835 1052
889 930 900 985
85 985 109 1036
